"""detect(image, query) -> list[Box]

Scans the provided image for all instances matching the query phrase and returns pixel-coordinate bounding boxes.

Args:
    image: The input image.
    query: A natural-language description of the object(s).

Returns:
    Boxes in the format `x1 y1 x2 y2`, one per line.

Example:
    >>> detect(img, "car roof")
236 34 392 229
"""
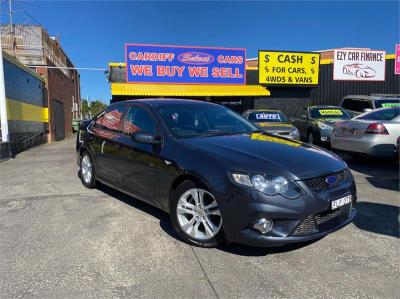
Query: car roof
343 94 400 101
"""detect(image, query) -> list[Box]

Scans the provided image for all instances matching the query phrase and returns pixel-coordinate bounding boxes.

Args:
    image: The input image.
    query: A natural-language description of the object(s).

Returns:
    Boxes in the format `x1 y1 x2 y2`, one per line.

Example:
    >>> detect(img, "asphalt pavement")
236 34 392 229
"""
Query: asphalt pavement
0 137 399 298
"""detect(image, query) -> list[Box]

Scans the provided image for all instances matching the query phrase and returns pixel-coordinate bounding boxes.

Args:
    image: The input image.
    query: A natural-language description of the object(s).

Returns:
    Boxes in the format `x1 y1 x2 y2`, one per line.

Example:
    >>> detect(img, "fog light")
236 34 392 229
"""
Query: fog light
252 218 273 234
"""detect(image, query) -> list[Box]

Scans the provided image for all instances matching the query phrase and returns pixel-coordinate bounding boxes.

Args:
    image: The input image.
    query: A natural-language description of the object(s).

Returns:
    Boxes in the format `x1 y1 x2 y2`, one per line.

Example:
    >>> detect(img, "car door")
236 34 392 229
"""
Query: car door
115 105 163 206
90 104 128 186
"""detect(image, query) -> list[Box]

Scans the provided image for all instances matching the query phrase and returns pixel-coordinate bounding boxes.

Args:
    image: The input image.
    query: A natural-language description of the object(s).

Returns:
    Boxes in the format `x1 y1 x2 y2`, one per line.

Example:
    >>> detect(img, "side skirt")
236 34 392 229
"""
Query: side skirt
95 177 169 213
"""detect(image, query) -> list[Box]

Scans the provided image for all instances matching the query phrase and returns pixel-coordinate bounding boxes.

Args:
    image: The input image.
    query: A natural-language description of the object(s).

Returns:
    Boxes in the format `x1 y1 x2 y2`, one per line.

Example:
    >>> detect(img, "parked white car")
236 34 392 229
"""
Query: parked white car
332 107 400 158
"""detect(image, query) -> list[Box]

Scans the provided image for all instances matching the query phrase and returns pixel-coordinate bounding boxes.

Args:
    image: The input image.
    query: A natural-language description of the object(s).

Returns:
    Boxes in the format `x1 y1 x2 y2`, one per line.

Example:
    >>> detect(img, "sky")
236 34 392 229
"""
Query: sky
1 0 399 104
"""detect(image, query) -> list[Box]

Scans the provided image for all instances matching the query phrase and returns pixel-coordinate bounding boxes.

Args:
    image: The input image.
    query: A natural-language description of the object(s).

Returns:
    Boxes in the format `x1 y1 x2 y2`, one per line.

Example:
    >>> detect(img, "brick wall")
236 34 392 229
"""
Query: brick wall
36 59 80 142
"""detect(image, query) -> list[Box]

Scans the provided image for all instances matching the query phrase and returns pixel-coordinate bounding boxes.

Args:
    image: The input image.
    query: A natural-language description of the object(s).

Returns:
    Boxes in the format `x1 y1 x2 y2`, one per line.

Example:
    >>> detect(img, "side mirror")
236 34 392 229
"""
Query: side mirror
363 108 372 113
132 131 160 145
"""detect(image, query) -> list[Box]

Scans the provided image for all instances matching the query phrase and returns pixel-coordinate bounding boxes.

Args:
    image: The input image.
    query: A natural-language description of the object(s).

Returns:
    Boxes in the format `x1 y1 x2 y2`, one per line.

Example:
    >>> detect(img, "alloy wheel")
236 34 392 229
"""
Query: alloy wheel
81 154 93 184
176 188 222 240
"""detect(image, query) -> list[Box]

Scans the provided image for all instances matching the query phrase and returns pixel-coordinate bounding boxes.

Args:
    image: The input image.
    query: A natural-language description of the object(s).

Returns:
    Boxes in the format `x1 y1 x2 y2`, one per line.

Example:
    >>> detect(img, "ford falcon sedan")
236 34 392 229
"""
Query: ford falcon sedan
292 106 353 145
77 99 357 248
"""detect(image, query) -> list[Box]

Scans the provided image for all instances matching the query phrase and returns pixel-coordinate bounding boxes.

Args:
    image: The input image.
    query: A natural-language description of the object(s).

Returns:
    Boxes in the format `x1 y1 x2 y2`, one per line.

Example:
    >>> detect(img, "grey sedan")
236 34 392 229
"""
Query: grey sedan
242 109 300 140
331 107 400 158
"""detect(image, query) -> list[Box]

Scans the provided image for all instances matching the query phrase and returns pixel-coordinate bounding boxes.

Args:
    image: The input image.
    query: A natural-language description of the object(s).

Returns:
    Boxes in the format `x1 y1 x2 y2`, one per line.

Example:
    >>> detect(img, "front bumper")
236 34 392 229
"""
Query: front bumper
218 173 357 247
318 128 333 143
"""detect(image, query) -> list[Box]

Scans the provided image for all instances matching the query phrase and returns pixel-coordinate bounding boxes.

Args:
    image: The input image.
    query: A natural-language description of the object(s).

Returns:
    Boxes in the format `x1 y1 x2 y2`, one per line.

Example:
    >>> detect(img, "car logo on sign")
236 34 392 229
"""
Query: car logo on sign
326 175 337 185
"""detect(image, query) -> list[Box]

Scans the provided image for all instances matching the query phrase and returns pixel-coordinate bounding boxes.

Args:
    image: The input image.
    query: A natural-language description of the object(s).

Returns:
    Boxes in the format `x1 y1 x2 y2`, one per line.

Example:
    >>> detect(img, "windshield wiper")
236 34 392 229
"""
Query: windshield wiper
198 131 242 138
251 129 263 133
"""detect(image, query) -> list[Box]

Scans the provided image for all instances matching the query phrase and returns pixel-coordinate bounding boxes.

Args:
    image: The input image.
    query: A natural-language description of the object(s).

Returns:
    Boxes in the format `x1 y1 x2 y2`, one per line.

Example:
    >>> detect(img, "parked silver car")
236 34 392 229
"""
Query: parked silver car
331 107 400 158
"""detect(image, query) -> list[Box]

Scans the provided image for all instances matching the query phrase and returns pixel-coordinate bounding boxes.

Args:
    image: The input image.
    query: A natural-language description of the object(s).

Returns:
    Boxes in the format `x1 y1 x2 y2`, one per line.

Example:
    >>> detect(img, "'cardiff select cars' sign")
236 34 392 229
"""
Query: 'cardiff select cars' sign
258 50 320 86
333 49 386 81
125 44 246 84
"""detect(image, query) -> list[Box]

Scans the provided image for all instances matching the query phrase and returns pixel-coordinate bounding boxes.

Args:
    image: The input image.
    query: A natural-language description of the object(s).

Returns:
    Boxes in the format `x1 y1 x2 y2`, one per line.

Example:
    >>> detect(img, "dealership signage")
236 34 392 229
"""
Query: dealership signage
333 49 386 81
395 44 400 75
258 51 320 86
125 44 246 84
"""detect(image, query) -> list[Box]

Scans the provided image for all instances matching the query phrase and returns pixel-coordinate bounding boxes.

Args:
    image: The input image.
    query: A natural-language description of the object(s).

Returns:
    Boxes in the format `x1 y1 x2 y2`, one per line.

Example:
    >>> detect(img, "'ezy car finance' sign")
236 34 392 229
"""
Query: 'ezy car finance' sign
258 51 320 86
125 44 246 84
333 49 386 81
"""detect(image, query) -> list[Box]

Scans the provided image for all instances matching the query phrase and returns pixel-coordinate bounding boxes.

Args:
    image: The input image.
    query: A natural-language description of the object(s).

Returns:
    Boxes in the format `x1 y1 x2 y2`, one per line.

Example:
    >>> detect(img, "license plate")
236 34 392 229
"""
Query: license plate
331 195 352 210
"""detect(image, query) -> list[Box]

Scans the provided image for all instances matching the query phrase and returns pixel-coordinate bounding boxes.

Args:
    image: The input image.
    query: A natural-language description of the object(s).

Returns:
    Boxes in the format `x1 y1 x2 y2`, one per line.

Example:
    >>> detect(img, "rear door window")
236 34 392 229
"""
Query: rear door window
93 114 104 128
102 105 127 133
123 106 157 136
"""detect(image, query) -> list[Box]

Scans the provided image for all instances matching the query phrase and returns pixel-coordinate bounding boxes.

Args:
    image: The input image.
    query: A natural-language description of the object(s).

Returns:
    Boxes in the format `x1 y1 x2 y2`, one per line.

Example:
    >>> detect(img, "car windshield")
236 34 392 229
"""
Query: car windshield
357 107 400 121
374 99 400 109
158 103 259 138
248 111 289 123
310 108 351 119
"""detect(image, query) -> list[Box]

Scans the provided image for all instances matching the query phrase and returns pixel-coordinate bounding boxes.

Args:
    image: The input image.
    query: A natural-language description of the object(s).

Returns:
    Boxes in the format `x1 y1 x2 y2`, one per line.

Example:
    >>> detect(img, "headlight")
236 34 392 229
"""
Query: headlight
289 128 299 137
318 122 332 130
231 173 304 199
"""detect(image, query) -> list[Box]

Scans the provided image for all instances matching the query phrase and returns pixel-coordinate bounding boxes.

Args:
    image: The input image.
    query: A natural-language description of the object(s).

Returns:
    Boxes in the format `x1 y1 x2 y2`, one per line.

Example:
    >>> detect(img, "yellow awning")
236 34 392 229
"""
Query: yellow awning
111 83 270 97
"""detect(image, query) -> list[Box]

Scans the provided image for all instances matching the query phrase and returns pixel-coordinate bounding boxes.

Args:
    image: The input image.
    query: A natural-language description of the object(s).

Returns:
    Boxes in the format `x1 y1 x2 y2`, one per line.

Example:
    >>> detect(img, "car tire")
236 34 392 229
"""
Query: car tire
307 131 315 144
170 180 225 247
79 152 96 189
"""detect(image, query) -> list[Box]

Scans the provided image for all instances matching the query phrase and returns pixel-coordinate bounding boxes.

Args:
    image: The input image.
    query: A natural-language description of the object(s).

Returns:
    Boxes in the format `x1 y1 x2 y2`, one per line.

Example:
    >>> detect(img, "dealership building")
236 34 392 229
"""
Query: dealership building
108 45 399 117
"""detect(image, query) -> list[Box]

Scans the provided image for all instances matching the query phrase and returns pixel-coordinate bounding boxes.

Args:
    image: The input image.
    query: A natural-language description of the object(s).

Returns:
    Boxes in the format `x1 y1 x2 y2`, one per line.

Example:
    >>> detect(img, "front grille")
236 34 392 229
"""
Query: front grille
303 170 347 192
293 215 317 235
293 204 351 236
315 209 341 225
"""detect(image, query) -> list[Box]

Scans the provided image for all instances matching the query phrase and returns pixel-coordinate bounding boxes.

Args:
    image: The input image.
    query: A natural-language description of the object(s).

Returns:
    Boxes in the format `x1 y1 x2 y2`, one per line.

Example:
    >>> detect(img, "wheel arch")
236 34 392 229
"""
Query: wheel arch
169 173 212 206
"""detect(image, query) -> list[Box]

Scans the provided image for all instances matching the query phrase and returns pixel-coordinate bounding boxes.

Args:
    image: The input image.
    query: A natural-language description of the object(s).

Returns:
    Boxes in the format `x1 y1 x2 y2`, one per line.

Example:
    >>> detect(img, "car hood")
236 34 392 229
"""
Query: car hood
181 133 346 180
256 122 295 132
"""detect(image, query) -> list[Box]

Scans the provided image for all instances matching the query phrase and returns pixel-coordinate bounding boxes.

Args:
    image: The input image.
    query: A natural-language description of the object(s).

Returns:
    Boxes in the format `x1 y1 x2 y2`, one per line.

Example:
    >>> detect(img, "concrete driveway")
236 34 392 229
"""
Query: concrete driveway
0 137 399 298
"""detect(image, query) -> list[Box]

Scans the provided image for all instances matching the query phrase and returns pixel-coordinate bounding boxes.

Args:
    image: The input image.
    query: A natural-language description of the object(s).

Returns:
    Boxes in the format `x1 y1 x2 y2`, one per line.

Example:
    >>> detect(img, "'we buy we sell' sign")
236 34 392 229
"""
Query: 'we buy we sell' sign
125 44 246 84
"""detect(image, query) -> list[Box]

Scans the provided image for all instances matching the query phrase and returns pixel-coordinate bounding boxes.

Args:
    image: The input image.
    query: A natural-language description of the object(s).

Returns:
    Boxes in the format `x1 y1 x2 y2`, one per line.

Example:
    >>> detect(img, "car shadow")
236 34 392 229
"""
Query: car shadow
336 152 399 192
95 182 321 256
216 238 321 257
353 201 399 238
95 182 177 236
